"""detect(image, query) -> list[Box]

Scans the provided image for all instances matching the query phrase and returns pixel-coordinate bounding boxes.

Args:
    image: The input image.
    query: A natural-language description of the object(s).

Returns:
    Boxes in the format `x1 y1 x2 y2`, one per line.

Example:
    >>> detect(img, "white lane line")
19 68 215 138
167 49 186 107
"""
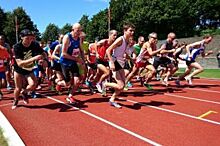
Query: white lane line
0 111 25 146
165 93 220 105
118 98 220 126
0 103 13 107
46 96 162 146
186 88 220 94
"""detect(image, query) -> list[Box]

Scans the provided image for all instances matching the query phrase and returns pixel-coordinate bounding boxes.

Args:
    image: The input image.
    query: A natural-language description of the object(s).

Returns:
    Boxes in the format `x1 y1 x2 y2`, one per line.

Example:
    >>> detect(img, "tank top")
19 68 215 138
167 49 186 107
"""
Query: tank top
97 39 110 61
185 41 205 61
60 33 80 66
112 36 127 67
136 42 155 63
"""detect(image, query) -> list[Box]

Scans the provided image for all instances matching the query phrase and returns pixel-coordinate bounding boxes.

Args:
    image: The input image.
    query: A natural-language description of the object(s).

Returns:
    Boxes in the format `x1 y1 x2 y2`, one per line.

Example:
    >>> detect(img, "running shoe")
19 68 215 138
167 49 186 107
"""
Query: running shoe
12 100 19 110
66 96 77 104
21 92 29 104
143 82 153 90
109 101 122 109
96 83 102 93
123 85 128 91
7 85 13 91
31 91 38 98
175 80 181 86
185 76 192 85
127 82 133 87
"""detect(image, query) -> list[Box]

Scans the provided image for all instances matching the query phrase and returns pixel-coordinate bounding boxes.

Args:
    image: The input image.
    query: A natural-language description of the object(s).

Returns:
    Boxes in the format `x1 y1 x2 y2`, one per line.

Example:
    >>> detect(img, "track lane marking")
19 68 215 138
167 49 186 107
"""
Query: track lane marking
118 98 220 125
198 111 218 119
186 88 220 94
45 96 162 146
165 93 220 105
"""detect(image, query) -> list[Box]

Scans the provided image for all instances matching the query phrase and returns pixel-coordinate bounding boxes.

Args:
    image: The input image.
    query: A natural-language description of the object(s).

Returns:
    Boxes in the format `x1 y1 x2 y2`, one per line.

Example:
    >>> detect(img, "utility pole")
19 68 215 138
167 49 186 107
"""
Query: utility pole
15 16 18 43
108 1 111 32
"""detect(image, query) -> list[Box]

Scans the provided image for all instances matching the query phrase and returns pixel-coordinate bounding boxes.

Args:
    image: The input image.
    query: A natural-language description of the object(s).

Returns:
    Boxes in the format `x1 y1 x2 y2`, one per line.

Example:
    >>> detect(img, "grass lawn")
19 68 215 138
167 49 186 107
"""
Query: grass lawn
0 128 8 146
176 68 220 79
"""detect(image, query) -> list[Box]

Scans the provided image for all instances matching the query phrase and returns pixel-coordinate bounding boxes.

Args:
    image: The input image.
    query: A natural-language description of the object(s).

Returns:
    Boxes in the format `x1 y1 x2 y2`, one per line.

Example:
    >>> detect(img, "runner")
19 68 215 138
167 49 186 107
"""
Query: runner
94 30 117 94
125 32 162 90
104 23 135 108
58 23 84 104
0 35 13 90
175 34 213 85
153 32 176 86
12 29 45 109
0 45 10 100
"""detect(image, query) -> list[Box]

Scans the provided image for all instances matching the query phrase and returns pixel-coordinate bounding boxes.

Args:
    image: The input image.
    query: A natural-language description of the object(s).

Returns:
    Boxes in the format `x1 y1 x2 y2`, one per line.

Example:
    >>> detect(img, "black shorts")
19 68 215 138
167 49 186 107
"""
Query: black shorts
61 63 79 82
153 56 171 69
88 63 97 70
96 59 109 67
124 60 134 70
51 62 62 72
114 60 123 71
186 60 196 66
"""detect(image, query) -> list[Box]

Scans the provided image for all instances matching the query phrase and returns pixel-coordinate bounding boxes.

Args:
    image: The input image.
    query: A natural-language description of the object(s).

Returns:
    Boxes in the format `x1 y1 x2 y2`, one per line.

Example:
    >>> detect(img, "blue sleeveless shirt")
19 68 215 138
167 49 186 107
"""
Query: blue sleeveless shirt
60 33 81 66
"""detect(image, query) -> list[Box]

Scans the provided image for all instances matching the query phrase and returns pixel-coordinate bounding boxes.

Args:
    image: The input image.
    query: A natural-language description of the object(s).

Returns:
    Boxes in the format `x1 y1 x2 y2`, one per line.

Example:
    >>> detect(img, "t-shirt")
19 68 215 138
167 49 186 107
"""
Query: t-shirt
14 41 44 75
133 44 141 56
82 41 89 55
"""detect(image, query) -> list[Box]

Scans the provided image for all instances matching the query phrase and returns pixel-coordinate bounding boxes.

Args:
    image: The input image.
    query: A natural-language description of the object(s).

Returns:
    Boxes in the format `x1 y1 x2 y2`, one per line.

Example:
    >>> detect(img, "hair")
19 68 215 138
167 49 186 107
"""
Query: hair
148 32 157 39
0 35 5 40
203 34 213 39
108 30 117 36
123 22 135 31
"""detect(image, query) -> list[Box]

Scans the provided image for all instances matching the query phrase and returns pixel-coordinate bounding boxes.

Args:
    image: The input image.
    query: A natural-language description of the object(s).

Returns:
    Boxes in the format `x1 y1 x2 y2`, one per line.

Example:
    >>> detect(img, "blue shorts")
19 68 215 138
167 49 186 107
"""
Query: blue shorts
0 72 6 79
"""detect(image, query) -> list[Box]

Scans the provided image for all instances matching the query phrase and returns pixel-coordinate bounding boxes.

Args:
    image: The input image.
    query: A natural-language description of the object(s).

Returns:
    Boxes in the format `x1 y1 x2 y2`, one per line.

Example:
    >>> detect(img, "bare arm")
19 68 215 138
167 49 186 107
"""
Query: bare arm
51 44 61 60
16 55 42 67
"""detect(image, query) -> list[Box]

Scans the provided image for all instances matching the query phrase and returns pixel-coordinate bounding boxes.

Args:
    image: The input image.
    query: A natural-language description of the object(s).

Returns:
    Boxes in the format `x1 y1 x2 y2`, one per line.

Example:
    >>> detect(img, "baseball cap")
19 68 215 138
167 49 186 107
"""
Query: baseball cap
20 29 34 37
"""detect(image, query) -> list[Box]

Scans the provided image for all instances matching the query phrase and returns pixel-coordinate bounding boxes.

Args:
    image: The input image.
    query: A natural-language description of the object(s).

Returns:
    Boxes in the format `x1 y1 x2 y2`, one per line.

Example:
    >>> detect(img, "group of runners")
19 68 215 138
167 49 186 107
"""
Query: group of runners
0 22 214 109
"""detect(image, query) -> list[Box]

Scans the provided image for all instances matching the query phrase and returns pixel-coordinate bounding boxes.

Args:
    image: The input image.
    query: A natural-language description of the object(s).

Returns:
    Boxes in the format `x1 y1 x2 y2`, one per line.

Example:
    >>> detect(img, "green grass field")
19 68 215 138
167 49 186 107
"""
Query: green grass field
0 128 8 146
176 68 220 79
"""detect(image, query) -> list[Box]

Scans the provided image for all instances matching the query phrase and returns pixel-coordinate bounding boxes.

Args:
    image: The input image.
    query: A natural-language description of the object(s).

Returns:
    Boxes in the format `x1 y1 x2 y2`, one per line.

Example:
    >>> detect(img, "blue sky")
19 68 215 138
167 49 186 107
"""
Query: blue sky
0 0 109 33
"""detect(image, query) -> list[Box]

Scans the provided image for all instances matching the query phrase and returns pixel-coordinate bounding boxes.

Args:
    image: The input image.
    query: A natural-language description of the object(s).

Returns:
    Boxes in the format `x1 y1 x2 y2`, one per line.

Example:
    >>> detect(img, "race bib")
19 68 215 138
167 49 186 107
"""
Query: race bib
72 48 80 57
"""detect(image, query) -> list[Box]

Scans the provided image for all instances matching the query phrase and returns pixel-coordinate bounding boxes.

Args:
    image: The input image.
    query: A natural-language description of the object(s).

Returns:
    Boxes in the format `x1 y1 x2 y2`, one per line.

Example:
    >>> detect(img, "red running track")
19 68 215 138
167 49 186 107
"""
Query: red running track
0 78 220 146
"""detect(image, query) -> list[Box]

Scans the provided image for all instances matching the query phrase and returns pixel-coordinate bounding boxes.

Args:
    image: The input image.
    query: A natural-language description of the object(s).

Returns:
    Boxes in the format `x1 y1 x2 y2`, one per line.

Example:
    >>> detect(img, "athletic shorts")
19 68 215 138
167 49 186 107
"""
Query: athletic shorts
51 62 62 72
186 60 196 66
61 63 79 82
88 63 97 70
124 60 134 70
135 61 150 68
0 72 6 79
153 56 171 69
96 58 109 67
114 60 123 71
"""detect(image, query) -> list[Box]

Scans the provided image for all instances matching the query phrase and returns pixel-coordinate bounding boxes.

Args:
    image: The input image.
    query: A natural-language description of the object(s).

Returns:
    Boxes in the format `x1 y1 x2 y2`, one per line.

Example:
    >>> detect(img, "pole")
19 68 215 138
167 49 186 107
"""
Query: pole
108 1 111 32
15 16 18 43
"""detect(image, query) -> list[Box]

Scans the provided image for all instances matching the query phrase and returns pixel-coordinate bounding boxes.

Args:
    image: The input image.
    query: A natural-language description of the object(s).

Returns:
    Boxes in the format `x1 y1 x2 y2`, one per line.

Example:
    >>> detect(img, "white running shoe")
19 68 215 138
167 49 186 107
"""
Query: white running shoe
96 83 102 93
185 77 192 85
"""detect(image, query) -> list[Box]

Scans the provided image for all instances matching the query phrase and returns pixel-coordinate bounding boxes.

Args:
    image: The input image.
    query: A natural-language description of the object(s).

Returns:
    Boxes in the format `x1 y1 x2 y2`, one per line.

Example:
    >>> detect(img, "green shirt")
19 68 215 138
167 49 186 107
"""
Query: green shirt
133 44 141 56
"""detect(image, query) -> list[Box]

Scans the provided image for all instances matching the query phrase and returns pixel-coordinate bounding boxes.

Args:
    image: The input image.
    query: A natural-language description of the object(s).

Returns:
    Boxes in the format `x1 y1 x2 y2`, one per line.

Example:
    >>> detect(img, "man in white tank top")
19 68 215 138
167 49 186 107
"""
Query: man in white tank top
104 23 135 108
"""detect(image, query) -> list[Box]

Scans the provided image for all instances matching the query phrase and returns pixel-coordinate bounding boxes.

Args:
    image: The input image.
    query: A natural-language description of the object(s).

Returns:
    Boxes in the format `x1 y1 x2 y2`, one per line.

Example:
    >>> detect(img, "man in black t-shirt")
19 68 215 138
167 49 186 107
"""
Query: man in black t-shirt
12 29 44 109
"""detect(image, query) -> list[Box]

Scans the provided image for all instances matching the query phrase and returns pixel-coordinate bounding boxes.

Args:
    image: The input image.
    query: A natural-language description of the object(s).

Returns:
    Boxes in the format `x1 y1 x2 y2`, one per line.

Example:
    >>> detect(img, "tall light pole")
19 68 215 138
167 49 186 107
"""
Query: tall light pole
15 16 19 43
108 0 111 32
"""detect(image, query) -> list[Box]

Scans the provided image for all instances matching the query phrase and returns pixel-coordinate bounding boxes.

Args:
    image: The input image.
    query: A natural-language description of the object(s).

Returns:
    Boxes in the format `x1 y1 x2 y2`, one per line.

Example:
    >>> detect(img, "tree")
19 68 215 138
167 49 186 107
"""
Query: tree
0 7 6 35
79 15 90 34
41 23 59 42
86 9 108 42
60 23 72 35
3 7 40 45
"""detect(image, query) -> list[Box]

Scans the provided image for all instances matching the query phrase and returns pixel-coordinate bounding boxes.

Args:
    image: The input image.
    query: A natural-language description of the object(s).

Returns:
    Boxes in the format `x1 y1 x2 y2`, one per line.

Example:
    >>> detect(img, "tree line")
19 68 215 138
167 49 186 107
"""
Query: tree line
0 0 220 45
